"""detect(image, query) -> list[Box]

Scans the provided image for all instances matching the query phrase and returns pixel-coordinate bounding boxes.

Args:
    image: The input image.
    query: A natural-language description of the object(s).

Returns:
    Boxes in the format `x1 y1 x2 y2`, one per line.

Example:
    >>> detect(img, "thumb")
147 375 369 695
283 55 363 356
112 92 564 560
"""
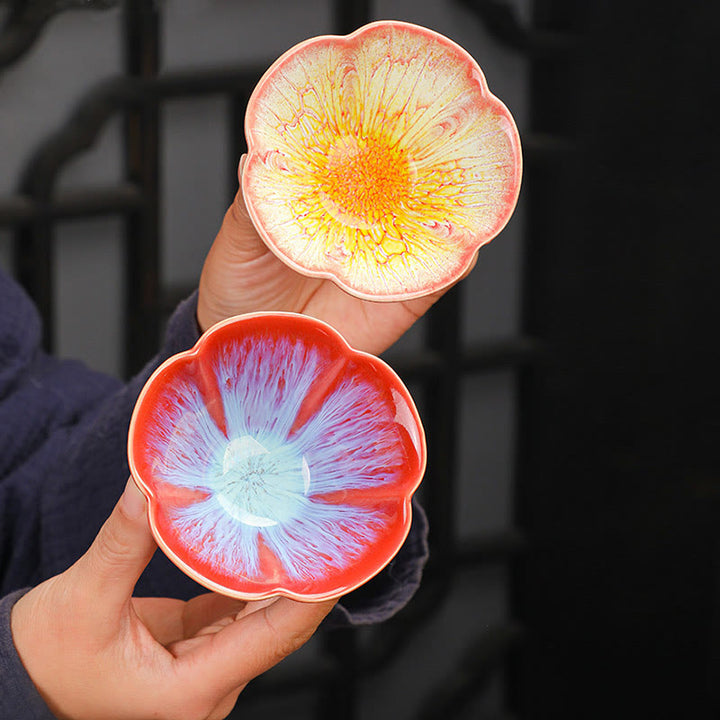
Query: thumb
197 153 276 331
71 478 157 609
220 154 266 260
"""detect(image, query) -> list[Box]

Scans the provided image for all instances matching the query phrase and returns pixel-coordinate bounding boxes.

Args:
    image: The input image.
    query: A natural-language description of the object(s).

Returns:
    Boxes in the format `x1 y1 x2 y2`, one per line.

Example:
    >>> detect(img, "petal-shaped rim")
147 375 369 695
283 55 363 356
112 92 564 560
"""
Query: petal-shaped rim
128 312 426 601
243 20 522 301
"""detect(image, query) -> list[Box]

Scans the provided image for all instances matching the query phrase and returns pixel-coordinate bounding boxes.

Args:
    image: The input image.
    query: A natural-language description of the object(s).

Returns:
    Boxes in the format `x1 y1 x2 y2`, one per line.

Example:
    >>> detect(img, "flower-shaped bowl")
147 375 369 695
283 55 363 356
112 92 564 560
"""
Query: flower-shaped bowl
128 313 426 601
243 20 522 301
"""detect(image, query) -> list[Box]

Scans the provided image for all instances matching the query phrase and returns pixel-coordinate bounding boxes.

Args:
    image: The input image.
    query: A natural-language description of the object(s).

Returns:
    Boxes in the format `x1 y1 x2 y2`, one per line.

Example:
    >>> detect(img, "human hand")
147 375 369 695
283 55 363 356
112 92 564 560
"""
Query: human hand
11 479 334 720
197 157 476 355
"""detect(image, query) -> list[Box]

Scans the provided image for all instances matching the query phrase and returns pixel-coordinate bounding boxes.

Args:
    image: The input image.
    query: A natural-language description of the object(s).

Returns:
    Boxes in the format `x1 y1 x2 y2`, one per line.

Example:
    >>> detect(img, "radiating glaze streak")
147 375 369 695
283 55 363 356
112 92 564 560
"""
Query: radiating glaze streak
147 378 226 487
146 332 406 581
244 22 520 298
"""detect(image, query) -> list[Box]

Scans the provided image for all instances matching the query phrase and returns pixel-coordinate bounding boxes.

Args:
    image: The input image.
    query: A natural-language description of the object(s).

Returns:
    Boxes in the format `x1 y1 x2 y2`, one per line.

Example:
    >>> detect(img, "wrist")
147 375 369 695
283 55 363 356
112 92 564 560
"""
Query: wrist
8 585 68 719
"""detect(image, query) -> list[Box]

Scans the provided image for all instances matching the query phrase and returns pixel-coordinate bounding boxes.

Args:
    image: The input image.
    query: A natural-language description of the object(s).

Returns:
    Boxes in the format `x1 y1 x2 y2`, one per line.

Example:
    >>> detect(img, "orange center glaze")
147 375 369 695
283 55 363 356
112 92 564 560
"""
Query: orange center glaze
318 135 414 231
243 22 522 298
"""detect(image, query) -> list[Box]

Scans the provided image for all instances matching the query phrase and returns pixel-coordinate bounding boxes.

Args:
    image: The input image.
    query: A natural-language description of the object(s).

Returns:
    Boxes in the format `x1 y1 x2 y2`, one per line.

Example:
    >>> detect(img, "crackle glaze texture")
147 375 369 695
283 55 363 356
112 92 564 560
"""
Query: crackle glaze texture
128 314 425 601
243 20 522 300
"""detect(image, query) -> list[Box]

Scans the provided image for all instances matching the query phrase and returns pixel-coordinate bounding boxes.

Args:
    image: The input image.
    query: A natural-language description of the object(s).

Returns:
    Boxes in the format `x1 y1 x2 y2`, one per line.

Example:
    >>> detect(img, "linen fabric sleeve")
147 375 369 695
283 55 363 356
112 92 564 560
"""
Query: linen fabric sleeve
0 588 56 720
0 269 201 599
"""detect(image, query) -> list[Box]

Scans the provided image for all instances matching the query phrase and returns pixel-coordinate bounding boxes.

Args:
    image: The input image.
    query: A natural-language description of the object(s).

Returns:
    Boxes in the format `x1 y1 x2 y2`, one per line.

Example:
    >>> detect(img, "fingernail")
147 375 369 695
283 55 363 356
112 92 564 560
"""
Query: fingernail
120 478 147 520
238 153 247 179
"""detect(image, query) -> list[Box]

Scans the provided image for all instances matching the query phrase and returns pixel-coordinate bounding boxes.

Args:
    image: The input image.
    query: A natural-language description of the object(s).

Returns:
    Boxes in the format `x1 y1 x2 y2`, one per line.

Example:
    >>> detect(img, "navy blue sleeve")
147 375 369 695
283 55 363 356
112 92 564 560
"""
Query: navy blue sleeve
0 269 202 600
324 497 428 627
0 588 55 720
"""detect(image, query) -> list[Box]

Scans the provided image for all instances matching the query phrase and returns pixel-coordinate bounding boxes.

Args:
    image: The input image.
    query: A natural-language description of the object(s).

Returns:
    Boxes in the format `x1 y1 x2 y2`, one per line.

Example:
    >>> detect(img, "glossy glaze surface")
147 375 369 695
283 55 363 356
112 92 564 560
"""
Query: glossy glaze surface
243 20 522 300
128 313 426 600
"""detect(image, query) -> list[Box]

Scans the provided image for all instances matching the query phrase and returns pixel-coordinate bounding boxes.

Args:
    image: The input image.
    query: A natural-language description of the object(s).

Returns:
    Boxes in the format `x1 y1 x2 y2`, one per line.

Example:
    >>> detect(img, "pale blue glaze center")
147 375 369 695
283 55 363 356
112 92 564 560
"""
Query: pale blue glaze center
215 434 309 528
151 334 406 581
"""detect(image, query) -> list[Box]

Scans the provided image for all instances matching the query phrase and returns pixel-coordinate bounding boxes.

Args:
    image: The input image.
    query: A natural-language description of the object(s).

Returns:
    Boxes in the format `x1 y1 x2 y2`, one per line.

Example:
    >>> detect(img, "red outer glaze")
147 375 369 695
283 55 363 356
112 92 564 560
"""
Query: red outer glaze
128 312 427 602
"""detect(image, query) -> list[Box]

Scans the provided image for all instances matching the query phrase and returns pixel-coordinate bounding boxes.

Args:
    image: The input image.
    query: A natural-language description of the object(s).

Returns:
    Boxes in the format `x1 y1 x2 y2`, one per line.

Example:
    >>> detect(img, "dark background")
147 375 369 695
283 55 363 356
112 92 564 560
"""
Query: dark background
518 1 719 717
1 0 718 718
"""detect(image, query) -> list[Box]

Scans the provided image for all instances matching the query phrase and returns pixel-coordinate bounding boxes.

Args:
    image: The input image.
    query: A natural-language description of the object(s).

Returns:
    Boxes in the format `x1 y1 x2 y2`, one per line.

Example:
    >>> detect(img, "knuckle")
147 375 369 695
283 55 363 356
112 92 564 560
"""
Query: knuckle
262 606 314 661
93 521 133 569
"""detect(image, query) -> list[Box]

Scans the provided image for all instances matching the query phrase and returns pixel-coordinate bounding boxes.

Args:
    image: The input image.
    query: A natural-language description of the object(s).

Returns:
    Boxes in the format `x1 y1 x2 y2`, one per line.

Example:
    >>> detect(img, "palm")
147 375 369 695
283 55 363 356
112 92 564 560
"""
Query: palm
121 593 307 718
197 192 452 355
11 482 334 720
131 592 251 650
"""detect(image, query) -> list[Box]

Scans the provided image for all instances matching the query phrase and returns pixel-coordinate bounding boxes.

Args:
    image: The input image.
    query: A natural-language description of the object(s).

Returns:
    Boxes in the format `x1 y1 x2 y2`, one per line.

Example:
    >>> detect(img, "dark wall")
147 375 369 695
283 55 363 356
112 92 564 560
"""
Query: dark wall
517 1 719 716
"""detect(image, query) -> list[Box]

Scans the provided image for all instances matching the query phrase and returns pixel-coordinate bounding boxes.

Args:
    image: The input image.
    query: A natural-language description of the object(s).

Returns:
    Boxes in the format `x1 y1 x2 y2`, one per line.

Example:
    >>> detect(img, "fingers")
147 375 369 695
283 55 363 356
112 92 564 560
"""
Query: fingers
71 478 156 611
184 596 336 697
131 597 186 645
181 592 247 638
206 688 247 720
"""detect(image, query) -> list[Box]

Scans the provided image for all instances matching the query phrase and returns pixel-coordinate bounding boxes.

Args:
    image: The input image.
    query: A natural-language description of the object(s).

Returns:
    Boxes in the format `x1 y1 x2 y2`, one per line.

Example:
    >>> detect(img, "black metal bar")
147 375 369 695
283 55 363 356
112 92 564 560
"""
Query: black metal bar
506 0 578 714
456 0 577 57
0 0 57 69
122 0 160 376
423 286 463 566
0 0 118 69
0 195 35 225
18 70 266 202
332 0 371 35
55 0 118 9
13 216 53 349
416 623 524 720
7 67 263 349
319 629 359 720
0 185 144 227
455 530 526 567
385 336 543 380
51 183 145 218
228 91 249 202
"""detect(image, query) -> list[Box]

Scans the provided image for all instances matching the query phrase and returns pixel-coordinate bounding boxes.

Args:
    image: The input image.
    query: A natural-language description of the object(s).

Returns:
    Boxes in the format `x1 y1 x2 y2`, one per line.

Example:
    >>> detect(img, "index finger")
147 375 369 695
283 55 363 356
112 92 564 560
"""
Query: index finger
180 596 336 698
